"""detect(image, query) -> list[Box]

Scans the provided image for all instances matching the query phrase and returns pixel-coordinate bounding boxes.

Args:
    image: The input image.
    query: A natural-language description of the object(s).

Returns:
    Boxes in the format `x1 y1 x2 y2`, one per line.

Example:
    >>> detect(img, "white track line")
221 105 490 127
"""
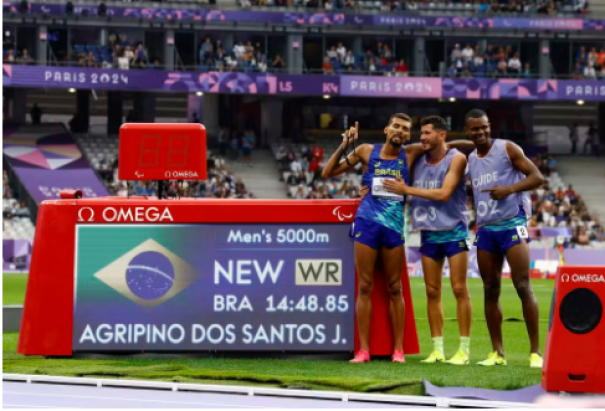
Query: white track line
3 405 74 409
4 391 274 408
3 374 535 408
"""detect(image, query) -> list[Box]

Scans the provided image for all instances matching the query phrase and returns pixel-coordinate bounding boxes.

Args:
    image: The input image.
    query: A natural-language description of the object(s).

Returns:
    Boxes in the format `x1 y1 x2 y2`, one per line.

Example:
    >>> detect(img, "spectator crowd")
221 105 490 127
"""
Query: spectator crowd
2 48 33 65
78 33 156 70
243 0 587 14
447 43 531 78
198 37 285 73
571 46 605 80
526 154 604 246
322 41 410 76
3 33 159 71
94 152 255 200
274 141 363 199
3 170 31 231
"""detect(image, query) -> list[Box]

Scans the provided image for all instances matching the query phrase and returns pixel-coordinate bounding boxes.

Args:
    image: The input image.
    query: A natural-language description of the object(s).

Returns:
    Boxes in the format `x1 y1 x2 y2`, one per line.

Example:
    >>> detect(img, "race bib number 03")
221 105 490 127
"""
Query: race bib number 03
372 177 404 202
516 225 529 239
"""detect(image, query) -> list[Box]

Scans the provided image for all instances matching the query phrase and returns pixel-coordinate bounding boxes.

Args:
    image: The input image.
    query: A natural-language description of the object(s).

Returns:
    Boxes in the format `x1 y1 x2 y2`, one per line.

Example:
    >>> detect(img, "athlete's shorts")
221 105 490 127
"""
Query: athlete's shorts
420 240 469 260
474 225 531 254
351 217 404 250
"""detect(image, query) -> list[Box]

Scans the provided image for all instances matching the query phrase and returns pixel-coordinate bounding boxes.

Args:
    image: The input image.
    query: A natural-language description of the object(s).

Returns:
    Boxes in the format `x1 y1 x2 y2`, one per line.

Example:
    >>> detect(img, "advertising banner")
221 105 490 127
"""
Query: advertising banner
5 64 605 101
339 76 442 98
407 246 605 278
2 239 32 272
8 2 602 31
2 65 335 96
2 128 109 204
73 224 355 351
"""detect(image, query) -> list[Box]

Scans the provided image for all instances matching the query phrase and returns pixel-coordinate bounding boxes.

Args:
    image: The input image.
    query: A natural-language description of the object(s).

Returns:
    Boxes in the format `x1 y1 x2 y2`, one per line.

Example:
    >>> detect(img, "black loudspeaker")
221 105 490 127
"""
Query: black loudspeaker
65 1 73 15
98 3 106 17
542 266 605 393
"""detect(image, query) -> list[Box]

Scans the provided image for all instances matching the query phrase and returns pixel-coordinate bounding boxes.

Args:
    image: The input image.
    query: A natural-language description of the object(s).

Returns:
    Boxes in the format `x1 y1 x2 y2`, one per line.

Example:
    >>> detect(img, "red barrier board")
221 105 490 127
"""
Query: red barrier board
18 198 419 356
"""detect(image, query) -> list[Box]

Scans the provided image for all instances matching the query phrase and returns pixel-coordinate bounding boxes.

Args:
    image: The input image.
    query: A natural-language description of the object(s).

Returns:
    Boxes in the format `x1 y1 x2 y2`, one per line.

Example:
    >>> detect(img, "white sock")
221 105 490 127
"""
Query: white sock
432 337 444 355
459 337 470 356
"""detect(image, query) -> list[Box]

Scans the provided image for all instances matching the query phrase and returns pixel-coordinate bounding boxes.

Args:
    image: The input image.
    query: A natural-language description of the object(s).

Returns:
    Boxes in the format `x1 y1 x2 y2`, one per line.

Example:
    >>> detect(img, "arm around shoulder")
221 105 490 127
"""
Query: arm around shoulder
446 139 475 154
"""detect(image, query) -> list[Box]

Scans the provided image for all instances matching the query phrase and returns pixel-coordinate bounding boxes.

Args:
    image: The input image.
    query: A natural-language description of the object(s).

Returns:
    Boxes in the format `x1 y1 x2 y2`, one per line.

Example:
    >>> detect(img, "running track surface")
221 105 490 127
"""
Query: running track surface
2 382 422 408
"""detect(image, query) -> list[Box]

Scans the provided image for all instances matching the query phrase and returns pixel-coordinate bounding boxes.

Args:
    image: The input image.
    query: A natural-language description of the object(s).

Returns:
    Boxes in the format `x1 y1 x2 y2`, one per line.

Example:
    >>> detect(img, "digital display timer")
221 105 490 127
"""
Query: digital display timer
118 123 207 181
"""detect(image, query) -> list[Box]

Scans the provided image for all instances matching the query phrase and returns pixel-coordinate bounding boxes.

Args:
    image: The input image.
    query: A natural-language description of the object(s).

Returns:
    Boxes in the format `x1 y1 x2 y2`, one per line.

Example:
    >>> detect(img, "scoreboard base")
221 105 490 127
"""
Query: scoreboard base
18 197 419 356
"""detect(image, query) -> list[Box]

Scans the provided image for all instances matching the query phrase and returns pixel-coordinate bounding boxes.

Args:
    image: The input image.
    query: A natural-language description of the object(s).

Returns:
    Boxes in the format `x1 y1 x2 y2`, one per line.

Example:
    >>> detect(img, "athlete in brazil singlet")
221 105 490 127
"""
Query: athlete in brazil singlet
353 144 409 250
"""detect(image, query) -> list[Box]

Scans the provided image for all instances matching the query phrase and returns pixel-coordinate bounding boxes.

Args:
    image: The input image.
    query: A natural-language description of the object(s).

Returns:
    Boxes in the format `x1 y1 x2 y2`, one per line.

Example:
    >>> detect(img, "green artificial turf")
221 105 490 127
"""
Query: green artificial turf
2 274 28 305
3 276 553 395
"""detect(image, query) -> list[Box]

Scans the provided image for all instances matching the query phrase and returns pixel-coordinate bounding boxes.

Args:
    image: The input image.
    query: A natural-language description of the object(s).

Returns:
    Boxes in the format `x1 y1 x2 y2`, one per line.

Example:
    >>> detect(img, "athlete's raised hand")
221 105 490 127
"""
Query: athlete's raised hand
481 185 513 200
342 121 359 147
383 176 408 195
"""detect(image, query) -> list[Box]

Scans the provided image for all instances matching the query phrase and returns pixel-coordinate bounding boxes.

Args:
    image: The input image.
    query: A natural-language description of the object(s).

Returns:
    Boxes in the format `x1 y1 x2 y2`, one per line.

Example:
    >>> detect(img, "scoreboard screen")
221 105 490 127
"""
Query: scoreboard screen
72 223 355 351
118 123 207 181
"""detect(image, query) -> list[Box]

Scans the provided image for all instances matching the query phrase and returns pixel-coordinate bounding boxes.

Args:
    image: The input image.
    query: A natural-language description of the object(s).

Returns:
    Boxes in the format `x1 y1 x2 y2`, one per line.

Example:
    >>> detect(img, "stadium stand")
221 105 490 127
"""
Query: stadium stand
3 171 35 240
271 139 365 199
72 33 151 70
526 155 604 249
247 0 588 14
74 134 257 199
198 38 275 72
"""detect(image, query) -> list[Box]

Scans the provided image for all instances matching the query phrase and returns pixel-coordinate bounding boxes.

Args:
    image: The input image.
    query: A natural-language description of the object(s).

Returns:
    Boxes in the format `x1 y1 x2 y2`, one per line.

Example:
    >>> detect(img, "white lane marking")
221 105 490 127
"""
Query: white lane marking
3 405 75 408
4 391 274 408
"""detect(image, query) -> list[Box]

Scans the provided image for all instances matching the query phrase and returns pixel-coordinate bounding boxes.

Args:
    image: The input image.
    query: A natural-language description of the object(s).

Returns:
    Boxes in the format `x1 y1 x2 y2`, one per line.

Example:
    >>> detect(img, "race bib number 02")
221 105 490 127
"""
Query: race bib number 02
372 177 404 202
516 225 529 239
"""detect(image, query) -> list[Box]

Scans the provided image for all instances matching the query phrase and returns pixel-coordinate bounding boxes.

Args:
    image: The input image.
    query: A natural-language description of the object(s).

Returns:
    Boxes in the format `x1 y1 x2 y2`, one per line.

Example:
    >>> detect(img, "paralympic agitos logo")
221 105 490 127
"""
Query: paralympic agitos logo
77 207 174 223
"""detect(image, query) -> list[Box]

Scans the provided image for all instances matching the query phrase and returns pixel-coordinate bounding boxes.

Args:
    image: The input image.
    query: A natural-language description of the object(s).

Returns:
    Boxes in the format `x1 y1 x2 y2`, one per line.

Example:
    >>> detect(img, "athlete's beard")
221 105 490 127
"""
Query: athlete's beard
389 135 403 148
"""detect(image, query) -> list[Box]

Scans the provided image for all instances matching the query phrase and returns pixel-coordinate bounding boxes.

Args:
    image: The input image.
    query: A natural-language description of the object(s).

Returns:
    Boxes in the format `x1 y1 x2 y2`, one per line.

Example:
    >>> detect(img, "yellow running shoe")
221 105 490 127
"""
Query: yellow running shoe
420 350 445 363
529 353 543 368
477 351 507 366
445 350 469 365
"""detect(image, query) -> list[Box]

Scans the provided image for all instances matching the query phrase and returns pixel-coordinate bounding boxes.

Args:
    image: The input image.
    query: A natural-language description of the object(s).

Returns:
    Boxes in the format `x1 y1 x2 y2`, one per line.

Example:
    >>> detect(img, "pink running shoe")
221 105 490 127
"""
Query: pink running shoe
349 350 370 363
392 349 406 363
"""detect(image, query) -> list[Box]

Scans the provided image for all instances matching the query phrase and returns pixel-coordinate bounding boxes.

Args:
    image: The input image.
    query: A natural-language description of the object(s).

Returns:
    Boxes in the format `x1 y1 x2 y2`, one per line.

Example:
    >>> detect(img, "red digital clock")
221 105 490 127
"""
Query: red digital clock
118 123 207 181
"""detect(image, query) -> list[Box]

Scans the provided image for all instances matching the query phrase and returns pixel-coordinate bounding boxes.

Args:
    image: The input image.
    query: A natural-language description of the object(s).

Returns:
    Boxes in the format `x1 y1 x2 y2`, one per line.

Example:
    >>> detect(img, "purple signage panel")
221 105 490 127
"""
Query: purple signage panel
3 239 32 272
2 65 335 96
557 81 605 101
6 65 605 101
492 18 583 30
407 246 605 279
3 129 109 204
11 3 344 24
372 15 493 29
441 78 560 100
7 2 605 30
10 167 110 204
73 224 355 351
340 76 442 98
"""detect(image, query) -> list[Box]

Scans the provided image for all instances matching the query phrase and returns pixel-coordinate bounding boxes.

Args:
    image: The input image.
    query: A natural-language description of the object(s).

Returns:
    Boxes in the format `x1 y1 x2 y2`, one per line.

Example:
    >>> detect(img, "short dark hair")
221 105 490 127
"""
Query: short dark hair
420 115 447 131
388 113 412 126
465 109 488 123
